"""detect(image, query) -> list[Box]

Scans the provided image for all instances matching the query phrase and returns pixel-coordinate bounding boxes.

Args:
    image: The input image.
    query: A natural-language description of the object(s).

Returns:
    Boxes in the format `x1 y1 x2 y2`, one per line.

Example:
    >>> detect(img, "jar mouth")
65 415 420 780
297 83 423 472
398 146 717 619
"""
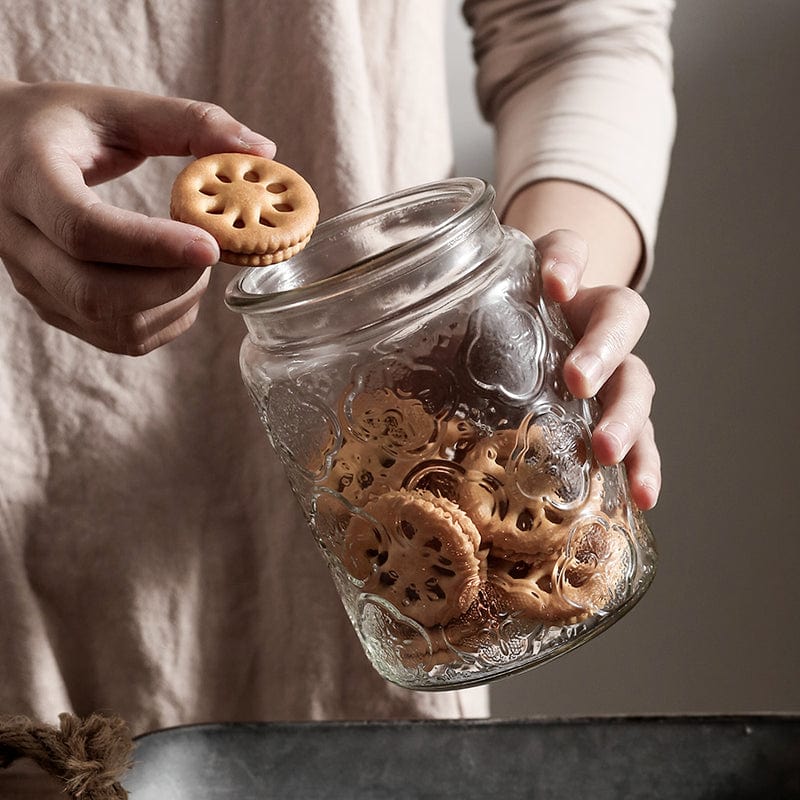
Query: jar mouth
224 177 495 315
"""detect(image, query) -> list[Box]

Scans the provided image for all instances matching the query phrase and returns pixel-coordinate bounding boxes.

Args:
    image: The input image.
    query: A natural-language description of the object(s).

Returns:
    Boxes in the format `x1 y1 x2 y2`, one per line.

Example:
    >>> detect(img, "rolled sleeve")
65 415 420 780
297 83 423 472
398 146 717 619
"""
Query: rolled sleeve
464 0 677 288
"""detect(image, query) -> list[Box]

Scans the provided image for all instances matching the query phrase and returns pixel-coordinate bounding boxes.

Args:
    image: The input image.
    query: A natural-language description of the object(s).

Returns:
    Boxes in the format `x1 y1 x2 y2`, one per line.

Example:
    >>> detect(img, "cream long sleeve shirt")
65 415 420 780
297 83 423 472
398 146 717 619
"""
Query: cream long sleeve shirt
0 0 675 773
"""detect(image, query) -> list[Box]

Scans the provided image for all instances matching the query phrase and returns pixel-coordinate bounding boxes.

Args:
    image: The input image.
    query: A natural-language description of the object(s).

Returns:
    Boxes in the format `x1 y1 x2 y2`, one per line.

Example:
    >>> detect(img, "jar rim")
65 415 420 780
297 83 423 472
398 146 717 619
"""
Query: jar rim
224 177 494 315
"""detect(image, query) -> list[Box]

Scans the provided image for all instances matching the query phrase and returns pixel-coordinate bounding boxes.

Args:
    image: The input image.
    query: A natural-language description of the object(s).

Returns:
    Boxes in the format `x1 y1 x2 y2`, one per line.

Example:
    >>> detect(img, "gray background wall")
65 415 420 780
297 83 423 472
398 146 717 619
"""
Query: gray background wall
445 0 800 716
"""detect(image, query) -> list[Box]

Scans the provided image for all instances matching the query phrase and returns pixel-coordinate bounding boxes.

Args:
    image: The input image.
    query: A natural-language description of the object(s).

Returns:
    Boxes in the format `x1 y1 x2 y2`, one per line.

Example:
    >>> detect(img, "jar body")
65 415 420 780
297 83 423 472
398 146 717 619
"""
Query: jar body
226 179 656 690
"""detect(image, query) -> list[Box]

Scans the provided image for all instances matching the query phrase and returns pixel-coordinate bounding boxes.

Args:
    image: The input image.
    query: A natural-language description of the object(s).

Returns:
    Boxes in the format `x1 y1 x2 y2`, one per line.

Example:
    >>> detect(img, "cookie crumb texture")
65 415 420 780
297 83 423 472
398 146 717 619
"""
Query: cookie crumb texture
170 153 319 266
312 379 641 686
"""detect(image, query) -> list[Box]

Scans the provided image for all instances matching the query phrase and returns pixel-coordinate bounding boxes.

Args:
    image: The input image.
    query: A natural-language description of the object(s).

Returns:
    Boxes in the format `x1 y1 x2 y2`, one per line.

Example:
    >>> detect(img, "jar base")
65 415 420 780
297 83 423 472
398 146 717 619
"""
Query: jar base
359 556 657 691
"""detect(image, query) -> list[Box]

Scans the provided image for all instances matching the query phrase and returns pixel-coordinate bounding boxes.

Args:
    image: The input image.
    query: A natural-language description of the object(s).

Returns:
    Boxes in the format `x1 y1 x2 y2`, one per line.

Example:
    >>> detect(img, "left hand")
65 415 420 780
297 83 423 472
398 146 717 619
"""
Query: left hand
534 229 660 510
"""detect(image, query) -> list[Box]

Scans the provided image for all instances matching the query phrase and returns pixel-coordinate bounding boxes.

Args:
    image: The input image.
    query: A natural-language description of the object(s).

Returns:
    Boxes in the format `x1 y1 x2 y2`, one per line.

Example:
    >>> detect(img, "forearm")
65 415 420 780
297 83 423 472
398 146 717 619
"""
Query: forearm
502 180 643 288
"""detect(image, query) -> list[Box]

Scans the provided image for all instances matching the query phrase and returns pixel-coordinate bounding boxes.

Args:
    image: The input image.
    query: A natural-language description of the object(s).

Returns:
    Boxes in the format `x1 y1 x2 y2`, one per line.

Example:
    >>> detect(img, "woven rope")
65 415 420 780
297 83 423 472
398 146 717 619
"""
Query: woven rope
0 713 132 799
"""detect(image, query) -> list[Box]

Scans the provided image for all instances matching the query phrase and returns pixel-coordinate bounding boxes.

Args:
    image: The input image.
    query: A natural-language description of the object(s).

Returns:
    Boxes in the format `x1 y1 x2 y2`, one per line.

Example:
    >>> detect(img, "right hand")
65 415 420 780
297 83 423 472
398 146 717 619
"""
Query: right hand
0 80 276 355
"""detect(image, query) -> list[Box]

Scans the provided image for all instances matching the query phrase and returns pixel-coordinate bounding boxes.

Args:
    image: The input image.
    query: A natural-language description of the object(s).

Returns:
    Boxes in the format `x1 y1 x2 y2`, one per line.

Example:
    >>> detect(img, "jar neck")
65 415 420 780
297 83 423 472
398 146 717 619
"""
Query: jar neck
225 178 505 350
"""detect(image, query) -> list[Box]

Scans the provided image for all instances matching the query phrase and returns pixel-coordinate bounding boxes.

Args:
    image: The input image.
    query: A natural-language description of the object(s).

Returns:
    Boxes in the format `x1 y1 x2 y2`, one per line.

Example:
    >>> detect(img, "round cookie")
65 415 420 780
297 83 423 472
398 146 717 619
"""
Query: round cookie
390 582 513 670
488 512 631 624
487 553 589 625
170 153 319 266
322 436 417 508
457 431 567 556
557 515 632 613
344 489 483 627
438 416 481 460
343 387 438 456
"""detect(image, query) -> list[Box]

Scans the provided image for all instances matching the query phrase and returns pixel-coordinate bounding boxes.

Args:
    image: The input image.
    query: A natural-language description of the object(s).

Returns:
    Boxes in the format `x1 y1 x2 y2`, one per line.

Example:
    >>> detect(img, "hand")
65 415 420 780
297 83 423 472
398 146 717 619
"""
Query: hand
535 229 660 510
0 80 276 355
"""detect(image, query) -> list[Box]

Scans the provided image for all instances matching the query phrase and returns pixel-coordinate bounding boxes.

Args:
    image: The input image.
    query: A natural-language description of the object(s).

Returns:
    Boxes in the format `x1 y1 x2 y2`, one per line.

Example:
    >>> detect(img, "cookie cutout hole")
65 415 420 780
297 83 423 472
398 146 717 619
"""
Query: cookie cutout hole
565 568 591 588
232 218 246 229
273 203 294 212
216 173 232 183
544 507 564 524
400 520 416 540
259 217 276 228
424 578 446 600
509 561 532 579
424 537 442 552
379 570 398 586
243 171 260 182
267 182 287 193
357 470 374 489
516 509 534 531
199 188 217 197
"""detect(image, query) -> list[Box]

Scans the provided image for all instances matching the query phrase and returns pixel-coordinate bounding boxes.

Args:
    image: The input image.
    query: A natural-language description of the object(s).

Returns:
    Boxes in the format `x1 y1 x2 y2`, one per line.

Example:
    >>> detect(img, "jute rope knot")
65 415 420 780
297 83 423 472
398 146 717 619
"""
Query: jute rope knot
0 712 132 799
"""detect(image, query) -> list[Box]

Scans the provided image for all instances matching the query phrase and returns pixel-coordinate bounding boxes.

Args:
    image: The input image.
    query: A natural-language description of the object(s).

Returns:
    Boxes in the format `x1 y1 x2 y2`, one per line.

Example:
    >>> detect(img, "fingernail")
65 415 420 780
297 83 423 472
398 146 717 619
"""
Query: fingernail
638 474 660 506
597 421 630 459
184 236 219 266
570 352 603 388
639 474 659 493
239 129 276 155
544 260 576 299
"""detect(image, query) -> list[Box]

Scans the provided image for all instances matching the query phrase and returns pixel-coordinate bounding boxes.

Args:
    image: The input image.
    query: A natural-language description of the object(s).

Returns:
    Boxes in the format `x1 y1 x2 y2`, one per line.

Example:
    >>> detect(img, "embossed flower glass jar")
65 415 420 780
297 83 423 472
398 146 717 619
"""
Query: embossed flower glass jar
225 178 656 690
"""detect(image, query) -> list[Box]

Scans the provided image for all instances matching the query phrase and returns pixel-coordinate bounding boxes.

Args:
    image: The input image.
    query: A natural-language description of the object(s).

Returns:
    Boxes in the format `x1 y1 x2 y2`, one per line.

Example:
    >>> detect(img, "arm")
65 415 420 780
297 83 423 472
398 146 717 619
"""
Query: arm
504 180 642 287
464 0 677 508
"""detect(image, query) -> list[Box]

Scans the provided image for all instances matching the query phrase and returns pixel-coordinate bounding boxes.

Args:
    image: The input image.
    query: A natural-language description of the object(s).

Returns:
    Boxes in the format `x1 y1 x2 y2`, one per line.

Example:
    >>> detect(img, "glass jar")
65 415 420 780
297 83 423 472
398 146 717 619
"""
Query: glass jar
225 178 656 690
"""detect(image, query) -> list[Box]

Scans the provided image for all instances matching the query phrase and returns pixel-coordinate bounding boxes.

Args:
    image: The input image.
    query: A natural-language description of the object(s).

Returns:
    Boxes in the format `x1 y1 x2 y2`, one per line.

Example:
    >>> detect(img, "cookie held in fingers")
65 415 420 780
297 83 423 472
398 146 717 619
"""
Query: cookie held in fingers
170 153 319 266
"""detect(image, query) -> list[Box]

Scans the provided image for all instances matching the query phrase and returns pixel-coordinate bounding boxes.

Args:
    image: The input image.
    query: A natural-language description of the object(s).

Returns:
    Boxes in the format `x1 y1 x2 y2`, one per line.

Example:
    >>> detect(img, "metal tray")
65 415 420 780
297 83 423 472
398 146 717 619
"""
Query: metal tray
127 715 800 799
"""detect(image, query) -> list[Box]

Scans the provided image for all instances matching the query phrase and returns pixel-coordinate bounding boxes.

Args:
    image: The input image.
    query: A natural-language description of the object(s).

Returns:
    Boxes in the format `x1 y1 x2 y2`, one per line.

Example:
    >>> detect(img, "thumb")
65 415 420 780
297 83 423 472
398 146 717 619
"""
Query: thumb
95 87 276 160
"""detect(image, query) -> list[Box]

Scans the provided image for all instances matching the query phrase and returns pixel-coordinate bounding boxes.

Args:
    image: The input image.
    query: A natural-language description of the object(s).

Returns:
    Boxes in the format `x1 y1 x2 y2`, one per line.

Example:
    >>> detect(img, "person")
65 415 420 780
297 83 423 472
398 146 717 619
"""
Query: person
0 0 674 776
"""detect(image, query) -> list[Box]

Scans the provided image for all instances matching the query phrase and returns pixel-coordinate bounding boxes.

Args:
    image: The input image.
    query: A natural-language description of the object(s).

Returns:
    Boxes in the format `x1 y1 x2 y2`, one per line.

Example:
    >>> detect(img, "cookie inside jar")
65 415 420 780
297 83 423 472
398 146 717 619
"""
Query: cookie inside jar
313 379 636 677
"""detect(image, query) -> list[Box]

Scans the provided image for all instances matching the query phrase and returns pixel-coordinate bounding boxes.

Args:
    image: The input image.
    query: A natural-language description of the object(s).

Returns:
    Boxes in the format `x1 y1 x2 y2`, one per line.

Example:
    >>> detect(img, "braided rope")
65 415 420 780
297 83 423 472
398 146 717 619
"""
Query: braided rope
0 713 132 799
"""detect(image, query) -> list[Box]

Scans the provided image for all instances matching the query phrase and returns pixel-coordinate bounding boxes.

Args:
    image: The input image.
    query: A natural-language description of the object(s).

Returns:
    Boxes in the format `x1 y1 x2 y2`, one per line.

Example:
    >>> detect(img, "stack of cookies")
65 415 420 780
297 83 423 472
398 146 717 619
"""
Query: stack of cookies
317 385 633 669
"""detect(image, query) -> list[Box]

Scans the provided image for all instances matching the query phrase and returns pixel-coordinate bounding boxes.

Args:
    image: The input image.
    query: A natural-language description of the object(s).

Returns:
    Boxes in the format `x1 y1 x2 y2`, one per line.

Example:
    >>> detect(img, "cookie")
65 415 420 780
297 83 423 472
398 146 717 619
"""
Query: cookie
391 582 513 670
439 416 481 460
557 516 632 613
343 387 438 456
488 513 631 624
512 411 592 507
343 489 483 627
457 431 567 556
170 153 319 266
322 436 417 508
487 553 588 624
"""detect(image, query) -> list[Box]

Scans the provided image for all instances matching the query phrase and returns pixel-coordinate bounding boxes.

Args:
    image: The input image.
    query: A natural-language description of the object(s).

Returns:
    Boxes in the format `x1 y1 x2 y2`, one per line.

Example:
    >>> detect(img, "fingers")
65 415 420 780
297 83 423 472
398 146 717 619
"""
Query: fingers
8 257 209 355
620 420 661 510
533 228 659 506
0 82 276 354
2 218 210 355
11 84 276 269
40 82 277 164
592 354 655 464
533 229 588 303
33 300 205 356
561 285 650 398
94 88 277 161
31 160 221 268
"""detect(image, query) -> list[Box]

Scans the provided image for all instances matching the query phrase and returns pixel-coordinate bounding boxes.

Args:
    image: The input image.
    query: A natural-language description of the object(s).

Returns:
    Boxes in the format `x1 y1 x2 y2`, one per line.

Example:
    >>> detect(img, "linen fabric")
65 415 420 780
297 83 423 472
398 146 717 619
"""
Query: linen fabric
0 0 675 771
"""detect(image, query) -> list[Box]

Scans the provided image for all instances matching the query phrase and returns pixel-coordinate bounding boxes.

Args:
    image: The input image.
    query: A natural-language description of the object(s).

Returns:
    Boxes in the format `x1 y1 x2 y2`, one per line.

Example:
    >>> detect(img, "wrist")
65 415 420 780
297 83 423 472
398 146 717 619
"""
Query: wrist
501 180 644 288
